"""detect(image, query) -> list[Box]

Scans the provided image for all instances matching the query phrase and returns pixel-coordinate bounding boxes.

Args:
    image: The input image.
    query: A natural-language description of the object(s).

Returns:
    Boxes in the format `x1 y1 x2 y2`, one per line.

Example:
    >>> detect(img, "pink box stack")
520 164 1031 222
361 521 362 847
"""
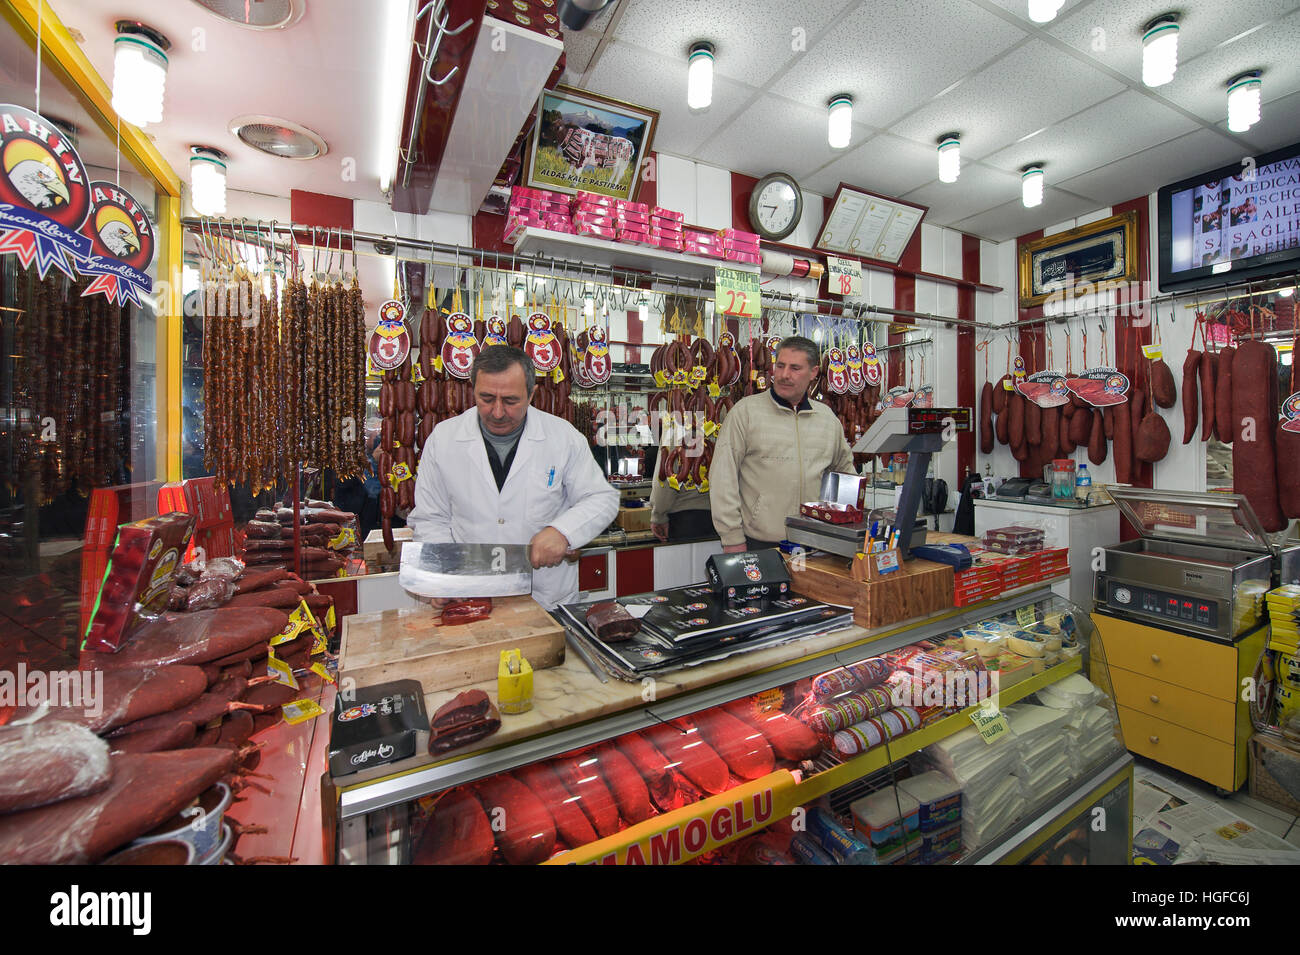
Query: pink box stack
505 185 574 244
716 227 762 265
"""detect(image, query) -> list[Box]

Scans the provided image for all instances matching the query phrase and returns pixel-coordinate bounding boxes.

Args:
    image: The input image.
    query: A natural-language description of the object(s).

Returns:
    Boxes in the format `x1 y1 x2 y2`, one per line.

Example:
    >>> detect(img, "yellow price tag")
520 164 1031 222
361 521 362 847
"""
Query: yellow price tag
282 699 327 725
1142 344 1163 360
654 371 667 388
433 355 444 373
310 661 335 684
552 367 565 383
707 381 721 399
703 420 719 438
969 703 1010 744
1016 605 1037 628
667 475 681 490
266 651 300 690
715 267 760 320
1002 378 1015 391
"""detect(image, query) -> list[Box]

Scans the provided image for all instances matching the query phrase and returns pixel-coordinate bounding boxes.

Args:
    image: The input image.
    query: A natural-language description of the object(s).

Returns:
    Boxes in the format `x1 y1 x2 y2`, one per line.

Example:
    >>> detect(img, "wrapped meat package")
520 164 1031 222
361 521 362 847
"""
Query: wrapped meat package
83 512 196 653
82 607 289 670
0 720 111 813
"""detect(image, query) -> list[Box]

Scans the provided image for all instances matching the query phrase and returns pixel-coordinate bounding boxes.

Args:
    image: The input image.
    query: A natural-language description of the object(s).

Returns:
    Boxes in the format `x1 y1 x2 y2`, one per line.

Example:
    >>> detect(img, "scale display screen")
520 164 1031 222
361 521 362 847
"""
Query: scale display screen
907 407 971 433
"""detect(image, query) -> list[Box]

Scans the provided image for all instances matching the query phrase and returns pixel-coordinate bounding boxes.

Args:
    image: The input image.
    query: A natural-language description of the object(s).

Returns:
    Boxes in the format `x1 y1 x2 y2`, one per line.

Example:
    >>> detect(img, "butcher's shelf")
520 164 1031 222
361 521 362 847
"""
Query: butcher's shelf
512 227 760 281
548 656 1084 865
333 582 1065 821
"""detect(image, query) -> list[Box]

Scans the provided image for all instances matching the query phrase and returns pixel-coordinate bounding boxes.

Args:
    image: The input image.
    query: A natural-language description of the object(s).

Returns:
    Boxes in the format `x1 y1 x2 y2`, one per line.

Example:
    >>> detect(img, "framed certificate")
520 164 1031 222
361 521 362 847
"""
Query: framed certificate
1018 210 1139 308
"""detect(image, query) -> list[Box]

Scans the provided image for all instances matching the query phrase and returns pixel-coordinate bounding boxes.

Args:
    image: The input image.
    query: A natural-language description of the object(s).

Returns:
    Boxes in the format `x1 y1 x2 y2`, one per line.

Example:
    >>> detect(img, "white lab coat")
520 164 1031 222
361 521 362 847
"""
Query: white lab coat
407 407 619 609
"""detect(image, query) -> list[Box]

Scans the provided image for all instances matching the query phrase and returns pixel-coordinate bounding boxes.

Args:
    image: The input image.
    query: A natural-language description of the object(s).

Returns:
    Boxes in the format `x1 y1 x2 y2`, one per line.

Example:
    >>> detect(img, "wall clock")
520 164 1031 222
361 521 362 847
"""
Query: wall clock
748 172 803 242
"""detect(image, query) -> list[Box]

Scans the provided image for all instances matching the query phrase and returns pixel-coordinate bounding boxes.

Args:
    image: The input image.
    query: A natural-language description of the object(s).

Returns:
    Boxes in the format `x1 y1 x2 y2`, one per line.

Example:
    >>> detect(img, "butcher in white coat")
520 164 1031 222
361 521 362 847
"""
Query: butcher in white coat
408 345 618 610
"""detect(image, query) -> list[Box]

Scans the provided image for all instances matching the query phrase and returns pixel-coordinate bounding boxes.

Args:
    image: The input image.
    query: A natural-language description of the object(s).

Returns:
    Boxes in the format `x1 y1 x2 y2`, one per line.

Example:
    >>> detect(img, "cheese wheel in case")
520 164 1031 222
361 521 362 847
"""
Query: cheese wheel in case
1026 623 1062 651
1006 632 1046 658
961 628 1005 658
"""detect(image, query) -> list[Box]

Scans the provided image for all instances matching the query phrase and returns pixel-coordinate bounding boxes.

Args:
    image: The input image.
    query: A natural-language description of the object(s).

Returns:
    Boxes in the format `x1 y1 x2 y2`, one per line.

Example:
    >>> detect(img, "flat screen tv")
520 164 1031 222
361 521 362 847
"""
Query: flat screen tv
1157 140 1300 294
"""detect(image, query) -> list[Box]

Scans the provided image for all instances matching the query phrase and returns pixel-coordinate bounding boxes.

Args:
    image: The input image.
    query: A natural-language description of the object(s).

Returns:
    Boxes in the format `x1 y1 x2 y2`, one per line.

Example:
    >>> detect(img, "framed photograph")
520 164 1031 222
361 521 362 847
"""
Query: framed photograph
1018 210 1139 307
523 85 658 202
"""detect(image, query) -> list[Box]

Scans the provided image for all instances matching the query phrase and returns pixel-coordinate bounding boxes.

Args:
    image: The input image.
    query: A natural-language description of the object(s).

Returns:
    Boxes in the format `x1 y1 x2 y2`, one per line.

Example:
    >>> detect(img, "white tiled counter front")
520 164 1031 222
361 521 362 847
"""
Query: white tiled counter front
974 497 1119 606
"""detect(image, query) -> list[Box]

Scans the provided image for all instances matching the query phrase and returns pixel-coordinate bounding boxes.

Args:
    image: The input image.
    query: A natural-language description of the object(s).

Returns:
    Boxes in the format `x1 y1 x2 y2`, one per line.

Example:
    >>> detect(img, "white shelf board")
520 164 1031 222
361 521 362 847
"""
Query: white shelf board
428 19 563 216
512 227 760 281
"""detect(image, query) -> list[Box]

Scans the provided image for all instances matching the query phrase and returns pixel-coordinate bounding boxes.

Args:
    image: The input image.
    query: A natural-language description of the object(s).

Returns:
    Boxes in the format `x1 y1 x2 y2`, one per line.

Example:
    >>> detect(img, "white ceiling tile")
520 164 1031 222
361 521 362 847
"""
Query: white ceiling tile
608 0 851 89
563 30 605 74
981 89 1199 181
1046 0 1300 88
1147 7 1300 125
769 0 1029 128
949 188 1108 241
888 40 1126 159
692 95 855 180
581 40 756 156
802 134 946 200
902 162 1023 227
1055 127 1245 203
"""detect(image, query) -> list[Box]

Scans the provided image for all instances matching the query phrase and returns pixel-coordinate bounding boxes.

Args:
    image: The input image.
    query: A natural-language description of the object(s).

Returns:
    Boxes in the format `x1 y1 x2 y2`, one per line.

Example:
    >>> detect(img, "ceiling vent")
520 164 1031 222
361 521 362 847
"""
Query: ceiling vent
229 115 328 160
189 0 305 30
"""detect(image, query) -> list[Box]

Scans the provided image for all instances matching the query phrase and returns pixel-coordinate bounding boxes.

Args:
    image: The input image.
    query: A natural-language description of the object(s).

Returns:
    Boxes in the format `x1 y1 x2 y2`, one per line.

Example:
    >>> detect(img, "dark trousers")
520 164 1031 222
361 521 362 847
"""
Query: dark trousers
667 509 716 542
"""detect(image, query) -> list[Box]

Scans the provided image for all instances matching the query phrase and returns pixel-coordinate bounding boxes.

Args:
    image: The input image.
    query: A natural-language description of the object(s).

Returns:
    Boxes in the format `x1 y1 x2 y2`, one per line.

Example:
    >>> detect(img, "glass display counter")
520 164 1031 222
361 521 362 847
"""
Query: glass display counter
329 588 1131 865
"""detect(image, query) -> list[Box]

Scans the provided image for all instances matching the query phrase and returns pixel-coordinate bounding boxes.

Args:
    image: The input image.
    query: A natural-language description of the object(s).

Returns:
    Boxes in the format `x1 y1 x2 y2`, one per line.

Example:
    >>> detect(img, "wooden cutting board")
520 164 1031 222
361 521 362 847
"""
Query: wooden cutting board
339 596 566 695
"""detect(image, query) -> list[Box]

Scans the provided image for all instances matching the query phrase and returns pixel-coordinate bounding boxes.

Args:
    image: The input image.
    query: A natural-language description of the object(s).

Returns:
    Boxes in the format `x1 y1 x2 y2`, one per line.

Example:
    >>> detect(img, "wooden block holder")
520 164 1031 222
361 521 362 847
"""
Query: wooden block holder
785 551 955 631
852 548 903 582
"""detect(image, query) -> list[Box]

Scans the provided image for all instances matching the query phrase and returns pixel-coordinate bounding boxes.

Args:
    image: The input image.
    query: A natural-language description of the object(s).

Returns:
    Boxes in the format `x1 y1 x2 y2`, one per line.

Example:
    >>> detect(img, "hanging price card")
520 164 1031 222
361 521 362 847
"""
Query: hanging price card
969 702 1010 744
826 255 863 297
715 267 760 320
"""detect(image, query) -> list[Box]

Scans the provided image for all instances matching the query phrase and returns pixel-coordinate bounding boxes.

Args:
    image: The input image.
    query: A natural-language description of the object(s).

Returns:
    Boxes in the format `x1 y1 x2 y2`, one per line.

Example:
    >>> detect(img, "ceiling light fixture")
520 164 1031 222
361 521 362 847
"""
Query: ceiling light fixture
1027 0 1063 24
1022 164 1045 208
1141 14 1179 87
937 134 961 183
688 42 714 110
189 146 228 216
827 95 853 149
1227 70 1262 132
377 0 416 192
112 21 170 127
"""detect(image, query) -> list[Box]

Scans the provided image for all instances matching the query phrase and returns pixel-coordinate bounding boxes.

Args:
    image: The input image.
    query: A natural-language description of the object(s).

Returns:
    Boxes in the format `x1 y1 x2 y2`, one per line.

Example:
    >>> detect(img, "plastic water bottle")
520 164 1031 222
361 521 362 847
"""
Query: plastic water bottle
1075 463 1092 502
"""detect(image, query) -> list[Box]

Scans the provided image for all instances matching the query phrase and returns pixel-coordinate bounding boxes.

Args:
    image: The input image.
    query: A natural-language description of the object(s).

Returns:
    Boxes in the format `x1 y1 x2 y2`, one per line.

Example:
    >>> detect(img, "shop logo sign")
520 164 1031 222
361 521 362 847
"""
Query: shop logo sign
77 181 156 306
0 103 92 279
369 299 410 370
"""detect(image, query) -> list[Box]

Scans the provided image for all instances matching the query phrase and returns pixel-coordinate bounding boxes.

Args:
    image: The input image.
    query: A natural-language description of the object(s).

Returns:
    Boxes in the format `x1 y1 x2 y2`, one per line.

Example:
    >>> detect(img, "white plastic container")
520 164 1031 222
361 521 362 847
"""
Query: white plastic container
851 788 921 864
898 770 963 832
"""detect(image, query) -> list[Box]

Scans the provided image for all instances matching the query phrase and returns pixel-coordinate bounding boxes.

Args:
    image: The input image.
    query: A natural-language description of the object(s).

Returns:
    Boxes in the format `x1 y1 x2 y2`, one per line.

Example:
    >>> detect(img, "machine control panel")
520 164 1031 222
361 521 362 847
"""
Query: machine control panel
1108 581 1218 629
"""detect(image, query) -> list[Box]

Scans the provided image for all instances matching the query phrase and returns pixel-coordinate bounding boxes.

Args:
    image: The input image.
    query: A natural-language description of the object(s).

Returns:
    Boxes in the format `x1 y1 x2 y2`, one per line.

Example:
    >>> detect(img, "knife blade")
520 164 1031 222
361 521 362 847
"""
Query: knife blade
399 542 533 598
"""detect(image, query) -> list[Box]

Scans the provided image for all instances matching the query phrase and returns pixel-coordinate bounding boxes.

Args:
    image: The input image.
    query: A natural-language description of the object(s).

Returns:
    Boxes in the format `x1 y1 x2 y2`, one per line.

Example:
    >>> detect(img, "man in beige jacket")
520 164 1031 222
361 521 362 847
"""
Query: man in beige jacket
710 336 855 553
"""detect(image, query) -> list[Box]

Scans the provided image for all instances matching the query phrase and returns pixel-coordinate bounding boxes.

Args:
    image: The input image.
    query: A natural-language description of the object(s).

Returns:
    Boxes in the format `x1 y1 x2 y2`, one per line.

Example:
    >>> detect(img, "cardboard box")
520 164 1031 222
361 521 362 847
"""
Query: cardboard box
706 549 791 603
617 505 652 532
329 679 427 778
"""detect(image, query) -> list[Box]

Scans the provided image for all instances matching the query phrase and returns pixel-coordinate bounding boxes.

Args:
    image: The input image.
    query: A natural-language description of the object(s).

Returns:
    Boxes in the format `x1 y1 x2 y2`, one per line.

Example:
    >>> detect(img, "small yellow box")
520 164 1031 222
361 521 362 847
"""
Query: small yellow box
498 649 534 715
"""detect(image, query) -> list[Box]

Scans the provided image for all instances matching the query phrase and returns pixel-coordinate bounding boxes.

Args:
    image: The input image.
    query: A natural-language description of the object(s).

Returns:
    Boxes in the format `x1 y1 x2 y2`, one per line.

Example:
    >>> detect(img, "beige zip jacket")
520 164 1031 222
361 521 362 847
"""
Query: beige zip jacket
709 390 855 547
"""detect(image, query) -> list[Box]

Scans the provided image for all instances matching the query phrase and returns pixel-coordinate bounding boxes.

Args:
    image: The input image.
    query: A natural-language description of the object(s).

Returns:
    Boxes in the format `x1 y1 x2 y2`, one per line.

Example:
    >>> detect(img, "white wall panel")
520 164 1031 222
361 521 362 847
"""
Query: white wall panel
694 163 733 230
942 229 965 280
790 189 826 248
920 222 944 274
980 239 1001 287
655 152 697 221
1075 206 1113 227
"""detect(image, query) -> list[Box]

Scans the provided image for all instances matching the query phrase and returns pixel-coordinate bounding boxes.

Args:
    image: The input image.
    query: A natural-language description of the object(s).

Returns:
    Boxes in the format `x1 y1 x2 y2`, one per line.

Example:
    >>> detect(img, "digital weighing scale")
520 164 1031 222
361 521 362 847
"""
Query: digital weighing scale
783 406 971 561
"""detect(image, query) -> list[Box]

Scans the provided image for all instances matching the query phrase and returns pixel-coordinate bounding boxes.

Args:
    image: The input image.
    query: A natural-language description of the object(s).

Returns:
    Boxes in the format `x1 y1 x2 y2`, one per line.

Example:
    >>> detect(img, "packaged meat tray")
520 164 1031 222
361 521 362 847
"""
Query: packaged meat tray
616 199 649 214
573 212 617 229
647 234 683 251
652 206 684 223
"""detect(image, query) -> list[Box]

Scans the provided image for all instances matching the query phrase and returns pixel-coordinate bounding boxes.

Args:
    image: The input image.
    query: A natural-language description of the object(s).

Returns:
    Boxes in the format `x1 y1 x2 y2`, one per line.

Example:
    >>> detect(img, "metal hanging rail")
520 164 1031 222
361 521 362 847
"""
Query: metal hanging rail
182 216 988 331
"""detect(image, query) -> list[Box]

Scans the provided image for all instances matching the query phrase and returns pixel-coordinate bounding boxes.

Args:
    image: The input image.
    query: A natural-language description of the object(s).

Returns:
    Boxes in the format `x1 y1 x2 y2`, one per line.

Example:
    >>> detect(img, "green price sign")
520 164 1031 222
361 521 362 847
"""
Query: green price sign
715 267 760 320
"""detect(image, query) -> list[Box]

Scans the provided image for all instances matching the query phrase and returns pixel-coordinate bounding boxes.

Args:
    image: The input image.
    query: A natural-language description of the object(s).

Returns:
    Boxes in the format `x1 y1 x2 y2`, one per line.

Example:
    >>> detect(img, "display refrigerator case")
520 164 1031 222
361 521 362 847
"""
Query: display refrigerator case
328 587 1131 865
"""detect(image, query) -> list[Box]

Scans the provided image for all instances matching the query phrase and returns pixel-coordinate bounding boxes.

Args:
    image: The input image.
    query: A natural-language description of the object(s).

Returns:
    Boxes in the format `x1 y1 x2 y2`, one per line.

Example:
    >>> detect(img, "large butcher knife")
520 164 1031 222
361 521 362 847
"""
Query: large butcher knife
399 542 533 598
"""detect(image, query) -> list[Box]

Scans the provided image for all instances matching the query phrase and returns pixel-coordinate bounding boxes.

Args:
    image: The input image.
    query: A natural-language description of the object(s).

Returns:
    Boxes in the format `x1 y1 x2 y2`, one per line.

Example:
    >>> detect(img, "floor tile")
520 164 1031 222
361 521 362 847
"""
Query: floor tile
1229 791 1298 825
